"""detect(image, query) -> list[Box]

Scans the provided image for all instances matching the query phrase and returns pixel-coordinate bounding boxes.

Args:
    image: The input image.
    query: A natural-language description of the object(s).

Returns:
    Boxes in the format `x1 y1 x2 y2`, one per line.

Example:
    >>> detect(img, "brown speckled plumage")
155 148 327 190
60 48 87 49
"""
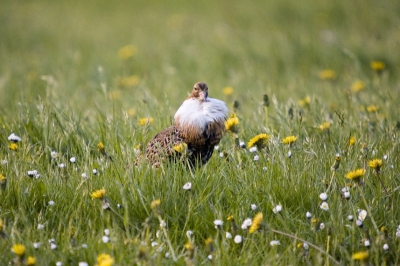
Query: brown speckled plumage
144 82 228 167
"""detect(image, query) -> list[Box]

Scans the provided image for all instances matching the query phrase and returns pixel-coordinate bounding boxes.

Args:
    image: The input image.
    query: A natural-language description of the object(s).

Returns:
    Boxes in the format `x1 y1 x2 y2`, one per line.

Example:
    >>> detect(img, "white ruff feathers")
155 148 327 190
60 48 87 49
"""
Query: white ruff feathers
174 98 228 133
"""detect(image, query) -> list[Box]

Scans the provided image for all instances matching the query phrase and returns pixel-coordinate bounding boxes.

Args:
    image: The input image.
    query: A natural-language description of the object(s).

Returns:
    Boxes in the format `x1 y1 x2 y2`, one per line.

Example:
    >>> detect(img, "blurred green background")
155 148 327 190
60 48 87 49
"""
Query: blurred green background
0 0 399 119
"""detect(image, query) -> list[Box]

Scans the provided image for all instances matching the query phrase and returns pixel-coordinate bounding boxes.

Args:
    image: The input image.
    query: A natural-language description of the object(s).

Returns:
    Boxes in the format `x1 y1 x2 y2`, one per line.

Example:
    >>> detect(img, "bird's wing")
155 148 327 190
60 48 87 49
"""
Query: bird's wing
145 126 183 167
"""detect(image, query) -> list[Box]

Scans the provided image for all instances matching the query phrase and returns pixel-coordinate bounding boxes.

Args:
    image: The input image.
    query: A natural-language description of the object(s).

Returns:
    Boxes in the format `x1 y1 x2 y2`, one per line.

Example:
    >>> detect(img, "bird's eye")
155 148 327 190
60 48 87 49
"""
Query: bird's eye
194 86 199 91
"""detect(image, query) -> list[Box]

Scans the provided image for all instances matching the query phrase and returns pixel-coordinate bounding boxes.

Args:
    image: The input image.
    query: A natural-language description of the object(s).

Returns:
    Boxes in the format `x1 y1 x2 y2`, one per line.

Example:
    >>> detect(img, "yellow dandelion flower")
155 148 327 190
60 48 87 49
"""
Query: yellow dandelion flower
222 86 234 96
127 108 136 117
366 105 379 113
108 89 122 100
282 135 297 145
12 244 26 257
351 80 365 92
97 142 105 152
173 143 187 153
151 199 161 209
119 75 140 88
370 61 385 72
318 122 331 131
205 237 213 247
298 96 311 107
227 214 234 221
349 136 356 146
352 251 369 261
247 133 270 149
138 117 154 126
297 243 303 249
319 69 336 80
91 188 106 200
225 114 239 133
95 253 114 266
9 143 18 151
249 212 263 234
368 159 382 172
185 242 194 251
26 256 36 266
118 45 137 60
0 174 5 182
345 169 365 182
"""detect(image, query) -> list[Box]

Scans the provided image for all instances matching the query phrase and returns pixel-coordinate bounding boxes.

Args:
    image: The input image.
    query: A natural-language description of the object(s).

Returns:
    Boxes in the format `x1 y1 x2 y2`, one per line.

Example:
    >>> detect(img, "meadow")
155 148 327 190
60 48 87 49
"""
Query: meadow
1 0 400 265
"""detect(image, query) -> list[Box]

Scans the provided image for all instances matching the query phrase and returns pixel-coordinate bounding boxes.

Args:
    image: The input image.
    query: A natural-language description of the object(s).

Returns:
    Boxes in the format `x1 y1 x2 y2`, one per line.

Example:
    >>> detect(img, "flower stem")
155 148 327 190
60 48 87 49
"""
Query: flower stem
269 228 340 265
356 185 379 234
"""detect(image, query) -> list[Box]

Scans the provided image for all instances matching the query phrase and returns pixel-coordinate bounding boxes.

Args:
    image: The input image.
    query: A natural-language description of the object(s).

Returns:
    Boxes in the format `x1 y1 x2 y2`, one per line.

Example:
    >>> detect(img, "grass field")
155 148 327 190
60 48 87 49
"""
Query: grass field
1 0 400 265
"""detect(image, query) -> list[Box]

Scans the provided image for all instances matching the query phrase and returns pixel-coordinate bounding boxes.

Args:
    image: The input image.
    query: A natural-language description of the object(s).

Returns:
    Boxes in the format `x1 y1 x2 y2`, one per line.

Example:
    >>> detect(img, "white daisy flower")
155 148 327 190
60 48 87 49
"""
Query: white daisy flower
249 146 257 153
160 220 167 228
56 262 63 266
219 152 224 158
273 205 282 214
104 229 110 236
364 240 370 247
270 240 280 246
78 262 88 266
253 155 260 161
59 163 65 168
183 182 192 190
242 218 252 229
208 254 212 260
239 141 246 148
33 242 41 249
28 170 38 177
51 151 58 158
50 243 57 250
320 202 329 211
251 204 257 210
93 169 98 175
344 191 350 199
319 223 325 230
306 212 312 218
263 166 268 171
358 210 367 221
356 220 363 227
319 192 328 201
117 204 122 209
303 243 309 250
234 235 242 244
383 243 389 250
165 252 170 258
48 201 55 206
214 145 219 150
8 133 21 142
151 241 158 247
81 173 87 179
37 224 44 230
225 232 232 239
383 155 388 160
186 230 193 238
287 150 292 158
348 215 354 221
102 236 109 243
214 219 223 229
70 157 76 163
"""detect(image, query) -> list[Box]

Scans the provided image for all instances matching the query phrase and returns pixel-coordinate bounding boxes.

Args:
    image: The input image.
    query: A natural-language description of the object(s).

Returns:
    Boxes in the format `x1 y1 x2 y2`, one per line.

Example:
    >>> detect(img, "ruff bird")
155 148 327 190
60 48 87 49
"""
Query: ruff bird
145 82 229 167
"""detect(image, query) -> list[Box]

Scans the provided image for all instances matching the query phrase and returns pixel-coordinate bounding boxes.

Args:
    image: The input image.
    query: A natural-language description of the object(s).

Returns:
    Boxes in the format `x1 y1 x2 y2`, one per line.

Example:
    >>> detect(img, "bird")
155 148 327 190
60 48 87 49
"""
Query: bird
145 82 229 167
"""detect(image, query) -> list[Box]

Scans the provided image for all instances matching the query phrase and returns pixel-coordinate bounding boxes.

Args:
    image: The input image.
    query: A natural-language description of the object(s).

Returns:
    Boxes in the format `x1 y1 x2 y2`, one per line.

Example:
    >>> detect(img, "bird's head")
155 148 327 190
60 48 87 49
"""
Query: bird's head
189 82 208 101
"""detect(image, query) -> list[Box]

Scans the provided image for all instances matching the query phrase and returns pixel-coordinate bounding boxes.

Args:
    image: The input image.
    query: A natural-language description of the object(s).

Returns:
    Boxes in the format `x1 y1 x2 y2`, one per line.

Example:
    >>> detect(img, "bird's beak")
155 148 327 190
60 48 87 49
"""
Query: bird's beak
200 91 208 101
